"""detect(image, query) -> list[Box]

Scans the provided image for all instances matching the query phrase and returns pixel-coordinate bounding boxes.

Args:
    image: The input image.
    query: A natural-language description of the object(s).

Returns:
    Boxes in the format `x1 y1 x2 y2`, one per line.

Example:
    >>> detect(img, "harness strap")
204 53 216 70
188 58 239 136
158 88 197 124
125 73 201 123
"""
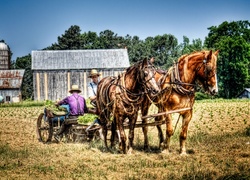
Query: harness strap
171 63 195 95
90 82 96 96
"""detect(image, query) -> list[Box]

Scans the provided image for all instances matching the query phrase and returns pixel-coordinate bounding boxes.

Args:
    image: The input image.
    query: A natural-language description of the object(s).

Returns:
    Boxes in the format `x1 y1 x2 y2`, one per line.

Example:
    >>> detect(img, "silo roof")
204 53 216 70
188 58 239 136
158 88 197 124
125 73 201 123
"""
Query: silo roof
0 42 9 51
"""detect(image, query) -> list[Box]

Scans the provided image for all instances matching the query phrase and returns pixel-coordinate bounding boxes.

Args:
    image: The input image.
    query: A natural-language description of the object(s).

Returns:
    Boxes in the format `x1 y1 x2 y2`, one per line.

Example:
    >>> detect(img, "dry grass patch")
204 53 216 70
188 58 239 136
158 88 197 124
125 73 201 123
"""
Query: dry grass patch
0 99 249 179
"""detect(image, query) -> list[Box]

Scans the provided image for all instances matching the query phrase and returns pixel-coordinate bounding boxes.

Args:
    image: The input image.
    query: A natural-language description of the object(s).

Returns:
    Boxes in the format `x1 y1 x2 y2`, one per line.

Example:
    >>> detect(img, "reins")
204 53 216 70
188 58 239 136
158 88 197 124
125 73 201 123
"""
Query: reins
98 60 158 119
158 52 214 96
157 63 196 97
120 72 145 103
170 62 196 95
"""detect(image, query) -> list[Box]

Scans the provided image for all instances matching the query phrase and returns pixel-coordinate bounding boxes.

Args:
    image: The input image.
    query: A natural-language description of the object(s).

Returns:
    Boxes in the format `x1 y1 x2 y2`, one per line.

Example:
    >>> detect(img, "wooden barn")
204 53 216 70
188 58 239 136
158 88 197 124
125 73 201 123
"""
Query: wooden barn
0 70 25 103
237 88 250 99
31 49 130 101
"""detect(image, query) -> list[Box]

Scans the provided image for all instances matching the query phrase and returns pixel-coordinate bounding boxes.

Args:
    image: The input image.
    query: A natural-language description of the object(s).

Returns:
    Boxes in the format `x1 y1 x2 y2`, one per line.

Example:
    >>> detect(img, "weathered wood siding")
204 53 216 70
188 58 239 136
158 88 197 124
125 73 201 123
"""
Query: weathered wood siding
32 49 129 101
0 70 25 102
0 89 21 102
33 69 124 101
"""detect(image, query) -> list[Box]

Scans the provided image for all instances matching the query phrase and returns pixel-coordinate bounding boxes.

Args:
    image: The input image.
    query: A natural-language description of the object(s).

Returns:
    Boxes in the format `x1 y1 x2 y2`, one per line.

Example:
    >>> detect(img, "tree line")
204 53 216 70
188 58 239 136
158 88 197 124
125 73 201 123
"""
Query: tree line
6 20 250 99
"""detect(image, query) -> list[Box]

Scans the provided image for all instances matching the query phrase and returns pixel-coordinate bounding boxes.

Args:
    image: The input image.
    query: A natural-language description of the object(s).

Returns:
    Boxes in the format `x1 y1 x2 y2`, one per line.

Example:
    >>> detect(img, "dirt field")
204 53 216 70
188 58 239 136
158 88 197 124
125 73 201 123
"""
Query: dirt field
0 99 249 180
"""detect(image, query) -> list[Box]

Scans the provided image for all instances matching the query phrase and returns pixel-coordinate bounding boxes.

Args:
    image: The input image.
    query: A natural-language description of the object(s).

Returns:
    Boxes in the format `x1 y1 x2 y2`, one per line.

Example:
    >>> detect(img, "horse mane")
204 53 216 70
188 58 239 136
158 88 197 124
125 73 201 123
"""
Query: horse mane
126 60 143 74
126 63 136 74
178 50 208 63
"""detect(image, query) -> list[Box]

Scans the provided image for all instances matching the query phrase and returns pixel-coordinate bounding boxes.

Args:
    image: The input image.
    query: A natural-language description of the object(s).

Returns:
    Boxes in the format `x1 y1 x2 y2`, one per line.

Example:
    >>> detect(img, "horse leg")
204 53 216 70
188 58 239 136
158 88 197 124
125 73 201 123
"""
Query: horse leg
142 118 150 151
141 100 151 151
110 118 121 150
102 123 109 151
110 120 116 149
162 114 173 154
155 115 164 149
127 114 137 154
179 111 192 155
117 117 127 154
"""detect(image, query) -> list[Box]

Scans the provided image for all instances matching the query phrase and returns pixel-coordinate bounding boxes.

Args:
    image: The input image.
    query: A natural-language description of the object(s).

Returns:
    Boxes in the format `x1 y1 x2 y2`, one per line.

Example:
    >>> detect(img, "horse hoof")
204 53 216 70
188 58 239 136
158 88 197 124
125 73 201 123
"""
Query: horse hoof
161 149 170 154
127 149 133 155
180 152 187 156
144 147 152 153
159 142 165 150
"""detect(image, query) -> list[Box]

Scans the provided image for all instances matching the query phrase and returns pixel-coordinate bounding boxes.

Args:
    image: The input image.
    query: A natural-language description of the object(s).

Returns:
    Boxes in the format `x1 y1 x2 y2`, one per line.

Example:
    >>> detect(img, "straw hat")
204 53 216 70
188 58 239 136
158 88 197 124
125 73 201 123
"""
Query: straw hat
88 69 100 78
69 85 81 93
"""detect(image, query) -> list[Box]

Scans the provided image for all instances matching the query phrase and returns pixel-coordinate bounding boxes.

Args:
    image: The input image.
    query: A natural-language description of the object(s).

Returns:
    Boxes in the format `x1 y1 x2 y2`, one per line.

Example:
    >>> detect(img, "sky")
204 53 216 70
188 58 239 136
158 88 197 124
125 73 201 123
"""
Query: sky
1 0 249 60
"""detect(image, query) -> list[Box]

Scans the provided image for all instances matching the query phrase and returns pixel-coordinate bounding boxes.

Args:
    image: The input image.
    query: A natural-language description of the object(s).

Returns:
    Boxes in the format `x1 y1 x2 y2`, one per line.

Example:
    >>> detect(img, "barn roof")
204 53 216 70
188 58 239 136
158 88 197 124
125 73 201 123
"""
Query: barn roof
31 49 130 70
0 69 25 89
245 88 250 92
237 88 250 97
239 88 250 94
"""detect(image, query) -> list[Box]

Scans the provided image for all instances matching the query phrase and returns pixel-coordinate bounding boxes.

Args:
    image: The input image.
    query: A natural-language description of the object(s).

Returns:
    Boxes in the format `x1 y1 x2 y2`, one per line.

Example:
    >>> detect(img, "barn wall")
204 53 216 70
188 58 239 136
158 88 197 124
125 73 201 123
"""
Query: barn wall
0 89 21 102
0 69 25 103
33 69 125 101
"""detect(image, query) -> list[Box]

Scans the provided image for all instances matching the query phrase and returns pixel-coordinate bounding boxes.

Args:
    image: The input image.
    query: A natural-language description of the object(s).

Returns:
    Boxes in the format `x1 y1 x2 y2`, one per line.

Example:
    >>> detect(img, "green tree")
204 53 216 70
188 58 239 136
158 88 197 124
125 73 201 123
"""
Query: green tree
46 25 82 50
153 34 178 69
15 55 33 100
97 30 122 49
180 36 203 55
204 20 250 98
80 31 99 49
125 35 145 63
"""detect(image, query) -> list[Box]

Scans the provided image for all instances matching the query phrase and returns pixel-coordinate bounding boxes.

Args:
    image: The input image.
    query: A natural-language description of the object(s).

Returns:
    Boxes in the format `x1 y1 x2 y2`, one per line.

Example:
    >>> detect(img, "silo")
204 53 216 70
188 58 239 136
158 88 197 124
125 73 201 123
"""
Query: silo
0 42 10 70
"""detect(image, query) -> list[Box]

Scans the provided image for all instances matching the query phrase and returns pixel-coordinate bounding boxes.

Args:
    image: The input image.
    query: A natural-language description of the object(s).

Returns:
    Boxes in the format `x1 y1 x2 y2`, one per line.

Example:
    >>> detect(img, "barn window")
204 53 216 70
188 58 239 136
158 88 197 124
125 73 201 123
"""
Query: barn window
6 96 10 102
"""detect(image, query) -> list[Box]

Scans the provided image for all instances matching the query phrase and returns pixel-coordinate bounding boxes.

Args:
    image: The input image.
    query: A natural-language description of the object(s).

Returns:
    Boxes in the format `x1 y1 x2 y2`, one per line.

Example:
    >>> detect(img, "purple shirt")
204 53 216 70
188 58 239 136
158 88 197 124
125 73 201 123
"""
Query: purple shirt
58 93 88 116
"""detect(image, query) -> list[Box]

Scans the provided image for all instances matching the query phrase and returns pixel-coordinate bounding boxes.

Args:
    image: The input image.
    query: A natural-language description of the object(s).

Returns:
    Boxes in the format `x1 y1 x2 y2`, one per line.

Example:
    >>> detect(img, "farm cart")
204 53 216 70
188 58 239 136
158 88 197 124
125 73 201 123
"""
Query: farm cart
36 107 191 144
36 108 102 143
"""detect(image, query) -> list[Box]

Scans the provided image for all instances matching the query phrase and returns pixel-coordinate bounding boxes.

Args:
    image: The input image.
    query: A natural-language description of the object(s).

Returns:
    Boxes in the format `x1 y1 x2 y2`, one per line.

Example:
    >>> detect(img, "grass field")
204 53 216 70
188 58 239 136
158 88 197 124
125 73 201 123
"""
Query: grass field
0 99 249 180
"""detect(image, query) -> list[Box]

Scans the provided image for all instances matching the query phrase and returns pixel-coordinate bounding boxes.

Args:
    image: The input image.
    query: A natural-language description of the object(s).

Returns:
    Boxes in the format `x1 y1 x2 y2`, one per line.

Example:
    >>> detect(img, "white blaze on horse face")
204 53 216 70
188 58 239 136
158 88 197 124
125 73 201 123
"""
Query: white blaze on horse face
209 73 218 94
146 69 160 92
215 73 218 93
150 71 160 92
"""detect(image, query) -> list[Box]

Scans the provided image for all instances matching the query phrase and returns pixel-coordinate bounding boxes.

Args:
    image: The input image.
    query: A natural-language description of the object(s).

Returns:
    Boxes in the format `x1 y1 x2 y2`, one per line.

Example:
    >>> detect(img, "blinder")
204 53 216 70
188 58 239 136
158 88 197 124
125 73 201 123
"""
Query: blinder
200 58 216 91
139 63 158 93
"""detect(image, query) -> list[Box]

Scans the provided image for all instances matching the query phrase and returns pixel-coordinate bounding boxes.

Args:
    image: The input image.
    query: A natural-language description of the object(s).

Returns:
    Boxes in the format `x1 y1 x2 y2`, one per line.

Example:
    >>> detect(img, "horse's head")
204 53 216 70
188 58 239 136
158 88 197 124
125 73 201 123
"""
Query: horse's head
139 59 160 94
196 50 219 95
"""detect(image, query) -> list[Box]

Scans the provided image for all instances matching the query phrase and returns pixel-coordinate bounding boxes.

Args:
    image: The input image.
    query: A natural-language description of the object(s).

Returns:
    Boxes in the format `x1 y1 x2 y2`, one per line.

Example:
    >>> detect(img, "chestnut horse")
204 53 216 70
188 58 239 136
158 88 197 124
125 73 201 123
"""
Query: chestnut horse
141 50 219 155
96 59 160 154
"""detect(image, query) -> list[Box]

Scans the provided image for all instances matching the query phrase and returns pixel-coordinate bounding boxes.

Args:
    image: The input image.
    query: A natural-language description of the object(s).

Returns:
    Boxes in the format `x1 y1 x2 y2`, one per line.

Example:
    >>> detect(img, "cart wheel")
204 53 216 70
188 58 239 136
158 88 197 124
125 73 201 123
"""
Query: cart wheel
90 127 103 141
36 113 53 143
70 125 88 143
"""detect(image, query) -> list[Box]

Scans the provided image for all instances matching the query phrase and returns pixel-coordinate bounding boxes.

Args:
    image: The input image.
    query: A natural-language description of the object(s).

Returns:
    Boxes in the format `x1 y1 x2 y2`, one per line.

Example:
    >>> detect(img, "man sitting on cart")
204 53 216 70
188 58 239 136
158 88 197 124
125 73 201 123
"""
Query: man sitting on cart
54 84 89 141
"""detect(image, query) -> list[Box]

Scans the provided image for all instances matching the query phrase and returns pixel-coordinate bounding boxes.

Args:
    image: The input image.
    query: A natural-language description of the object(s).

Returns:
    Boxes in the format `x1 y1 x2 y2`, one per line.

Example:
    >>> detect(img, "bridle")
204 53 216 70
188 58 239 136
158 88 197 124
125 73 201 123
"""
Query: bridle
138 62 158 94
115 61 158 102
195 55 216 91
159 53 216 96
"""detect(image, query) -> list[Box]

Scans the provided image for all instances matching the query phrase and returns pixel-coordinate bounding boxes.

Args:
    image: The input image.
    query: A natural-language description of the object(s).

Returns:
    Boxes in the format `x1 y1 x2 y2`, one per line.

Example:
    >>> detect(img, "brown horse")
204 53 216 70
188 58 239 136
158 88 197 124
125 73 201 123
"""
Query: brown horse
141 50 219 155
96 59 160 154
